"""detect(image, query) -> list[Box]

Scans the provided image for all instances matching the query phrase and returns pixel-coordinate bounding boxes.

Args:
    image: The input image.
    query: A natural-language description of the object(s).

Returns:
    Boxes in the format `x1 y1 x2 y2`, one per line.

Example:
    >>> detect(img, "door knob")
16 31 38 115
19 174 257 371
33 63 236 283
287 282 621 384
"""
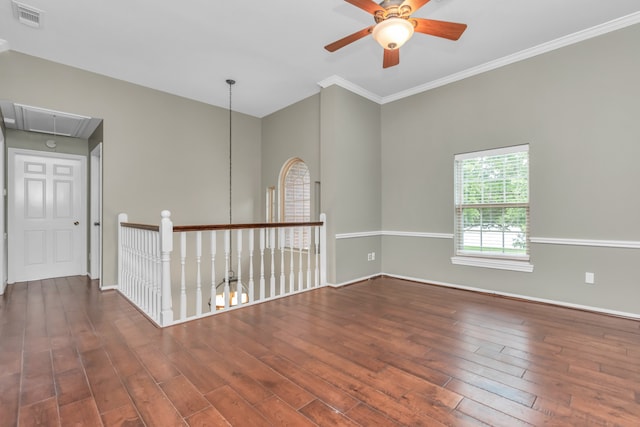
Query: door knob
94 222 101 226
74 221 80 226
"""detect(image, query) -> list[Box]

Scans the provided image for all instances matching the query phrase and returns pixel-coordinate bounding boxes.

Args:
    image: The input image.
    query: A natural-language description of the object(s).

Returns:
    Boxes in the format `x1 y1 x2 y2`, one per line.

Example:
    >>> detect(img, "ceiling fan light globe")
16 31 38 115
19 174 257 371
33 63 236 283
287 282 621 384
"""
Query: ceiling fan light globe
372 17 414 50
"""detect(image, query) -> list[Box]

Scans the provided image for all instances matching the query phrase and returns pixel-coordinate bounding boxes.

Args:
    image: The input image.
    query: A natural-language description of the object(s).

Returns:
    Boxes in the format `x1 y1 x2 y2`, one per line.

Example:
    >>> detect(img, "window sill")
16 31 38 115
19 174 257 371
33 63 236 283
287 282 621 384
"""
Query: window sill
451 256 534 272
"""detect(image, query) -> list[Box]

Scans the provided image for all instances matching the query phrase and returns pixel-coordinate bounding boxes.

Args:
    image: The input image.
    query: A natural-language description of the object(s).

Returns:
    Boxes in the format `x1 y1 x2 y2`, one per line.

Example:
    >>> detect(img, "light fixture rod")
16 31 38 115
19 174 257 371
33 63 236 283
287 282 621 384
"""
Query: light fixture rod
226 78 236 280
227 79 235 227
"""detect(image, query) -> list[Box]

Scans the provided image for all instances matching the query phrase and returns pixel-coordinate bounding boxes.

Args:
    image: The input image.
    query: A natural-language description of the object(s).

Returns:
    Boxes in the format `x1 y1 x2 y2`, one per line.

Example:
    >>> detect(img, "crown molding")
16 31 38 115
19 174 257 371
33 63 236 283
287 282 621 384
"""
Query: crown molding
318 12 640 106
383 11 640 104
317 75 383 104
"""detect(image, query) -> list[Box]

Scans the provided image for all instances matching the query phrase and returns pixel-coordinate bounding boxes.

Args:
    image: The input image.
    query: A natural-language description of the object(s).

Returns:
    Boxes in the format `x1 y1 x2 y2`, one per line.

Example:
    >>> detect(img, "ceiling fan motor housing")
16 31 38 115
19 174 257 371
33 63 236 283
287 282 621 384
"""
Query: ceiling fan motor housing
375 0 413 23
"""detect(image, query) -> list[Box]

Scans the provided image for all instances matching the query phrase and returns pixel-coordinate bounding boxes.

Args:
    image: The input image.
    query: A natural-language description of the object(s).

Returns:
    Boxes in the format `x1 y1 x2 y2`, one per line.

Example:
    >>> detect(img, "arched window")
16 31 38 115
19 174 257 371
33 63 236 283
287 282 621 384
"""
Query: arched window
279 158 310 248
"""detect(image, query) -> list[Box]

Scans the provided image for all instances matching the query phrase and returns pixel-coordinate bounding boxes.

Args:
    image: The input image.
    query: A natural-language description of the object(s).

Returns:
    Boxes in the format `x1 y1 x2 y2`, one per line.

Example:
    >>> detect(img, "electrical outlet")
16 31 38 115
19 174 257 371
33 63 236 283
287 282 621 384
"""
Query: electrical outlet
371 252 375 261
585 272 595 284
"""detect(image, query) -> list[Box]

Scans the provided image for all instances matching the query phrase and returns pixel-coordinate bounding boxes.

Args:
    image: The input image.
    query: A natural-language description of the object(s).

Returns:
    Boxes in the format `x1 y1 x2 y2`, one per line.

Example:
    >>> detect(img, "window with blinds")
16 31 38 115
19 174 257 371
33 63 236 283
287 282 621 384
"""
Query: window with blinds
280 158 311 249
454 145 530 260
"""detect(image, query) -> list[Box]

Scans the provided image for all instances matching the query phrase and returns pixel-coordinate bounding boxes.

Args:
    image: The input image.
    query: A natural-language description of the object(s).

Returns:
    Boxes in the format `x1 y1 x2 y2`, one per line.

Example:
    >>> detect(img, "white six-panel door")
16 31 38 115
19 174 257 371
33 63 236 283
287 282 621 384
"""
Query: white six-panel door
8 148 86 283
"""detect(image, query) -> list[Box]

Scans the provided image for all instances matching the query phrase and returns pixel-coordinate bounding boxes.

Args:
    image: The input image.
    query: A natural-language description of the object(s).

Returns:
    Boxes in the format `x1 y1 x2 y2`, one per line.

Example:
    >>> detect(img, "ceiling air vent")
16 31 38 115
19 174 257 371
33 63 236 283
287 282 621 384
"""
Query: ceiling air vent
12 1 43 28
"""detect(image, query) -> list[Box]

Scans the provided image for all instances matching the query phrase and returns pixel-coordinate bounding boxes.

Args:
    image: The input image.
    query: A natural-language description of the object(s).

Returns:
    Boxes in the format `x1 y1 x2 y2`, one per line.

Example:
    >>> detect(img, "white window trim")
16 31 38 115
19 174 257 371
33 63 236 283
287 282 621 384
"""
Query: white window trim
278 157 311 250
451 256 534 272
455 144 529 161
453 144 532 272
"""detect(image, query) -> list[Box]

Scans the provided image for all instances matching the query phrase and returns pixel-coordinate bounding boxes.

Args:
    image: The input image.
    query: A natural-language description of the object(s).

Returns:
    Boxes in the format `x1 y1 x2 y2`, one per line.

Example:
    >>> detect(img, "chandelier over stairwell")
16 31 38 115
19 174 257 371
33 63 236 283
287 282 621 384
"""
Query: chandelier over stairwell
212 78 248 309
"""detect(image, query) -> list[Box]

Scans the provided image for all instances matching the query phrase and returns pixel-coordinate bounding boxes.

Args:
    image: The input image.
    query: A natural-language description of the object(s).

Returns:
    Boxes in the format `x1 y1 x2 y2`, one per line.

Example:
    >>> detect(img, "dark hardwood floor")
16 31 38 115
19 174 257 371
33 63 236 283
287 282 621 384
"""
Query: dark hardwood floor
1 275 639 426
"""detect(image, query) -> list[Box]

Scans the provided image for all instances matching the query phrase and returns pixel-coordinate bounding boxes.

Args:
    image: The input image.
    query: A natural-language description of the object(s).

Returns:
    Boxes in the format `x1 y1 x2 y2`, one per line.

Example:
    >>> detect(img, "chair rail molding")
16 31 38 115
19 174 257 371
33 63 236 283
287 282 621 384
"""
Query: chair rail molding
530 237 640 249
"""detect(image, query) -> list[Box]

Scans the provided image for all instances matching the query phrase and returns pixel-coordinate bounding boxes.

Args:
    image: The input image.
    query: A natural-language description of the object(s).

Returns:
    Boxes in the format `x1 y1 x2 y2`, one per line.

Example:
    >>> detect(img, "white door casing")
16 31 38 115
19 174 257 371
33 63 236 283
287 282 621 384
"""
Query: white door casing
8 148 87 283
0 128 5 294
90 143 102 282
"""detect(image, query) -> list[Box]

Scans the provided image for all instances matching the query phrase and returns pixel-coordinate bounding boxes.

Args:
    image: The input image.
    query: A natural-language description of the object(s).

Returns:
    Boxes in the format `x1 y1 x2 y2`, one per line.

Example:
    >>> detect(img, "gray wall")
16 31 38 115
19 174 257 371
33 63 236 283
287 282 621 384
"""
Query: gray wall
320 86 382 284
263 88 382 285
381 24 640 314
262 94 321 221
0 51 262 286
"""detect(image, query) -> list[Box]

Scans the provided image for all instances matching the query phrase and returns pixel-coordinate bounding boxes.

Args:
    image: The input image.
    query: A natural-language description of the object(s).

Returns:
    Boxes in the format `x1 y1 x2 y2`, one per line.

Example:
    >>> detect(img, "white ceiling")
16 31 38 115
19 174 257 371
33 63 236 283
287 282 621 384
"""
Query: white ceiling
1 0 639 118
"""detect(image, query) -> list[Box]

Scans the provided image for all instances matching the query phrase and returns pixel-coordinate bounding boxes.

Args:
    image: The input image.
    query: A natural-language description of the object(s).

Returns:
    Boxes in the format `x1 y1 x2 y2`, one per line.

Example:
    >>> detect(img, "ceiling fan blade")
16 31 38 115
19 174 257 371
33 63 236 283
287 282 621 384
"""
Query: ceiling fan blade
412 18 467 40
325 26 374 52
383 49 400 68
401 0 432 13
345 0 384 15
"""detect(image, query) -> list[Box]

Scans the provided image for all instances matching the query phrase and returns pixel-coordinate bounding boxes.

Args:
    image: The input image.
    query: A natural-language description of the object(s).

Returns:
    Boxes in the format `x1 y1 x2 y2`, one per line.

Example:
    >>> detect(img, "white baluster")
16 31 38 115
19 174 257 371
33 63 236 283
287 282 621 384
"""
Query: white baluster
306 226 311 289
117 213 128 294
180 232 187 320
298 226 304 290
140 230 145 304
259 228 265 300
130 228 135 297
139 229 144 303
153 231 160 321
210 230 216 313
248 229 255 303
136 230 141 306
124 227 130 297
236 229 243 306
289 228 295 293
129 228 135 302
148 230 154 320
129 227 134 297
138 231 143 303
279 228 285 295
224 229 230 309
320 213 327 287
269 228 276 297
144 229 150 312
145 230 151 316
195 231 202 316
130 228 136 297
141 230 147 305
315 224 320 288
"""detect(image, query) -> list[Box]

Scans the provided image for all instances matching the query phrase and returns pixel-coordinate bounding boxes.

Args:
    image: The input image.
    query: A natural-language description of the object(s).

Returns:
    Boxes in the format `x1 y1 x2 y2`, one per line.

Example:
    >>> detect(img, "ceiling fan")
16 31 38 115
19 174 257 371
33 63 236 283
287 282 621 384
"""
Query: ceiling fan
325 0 467 68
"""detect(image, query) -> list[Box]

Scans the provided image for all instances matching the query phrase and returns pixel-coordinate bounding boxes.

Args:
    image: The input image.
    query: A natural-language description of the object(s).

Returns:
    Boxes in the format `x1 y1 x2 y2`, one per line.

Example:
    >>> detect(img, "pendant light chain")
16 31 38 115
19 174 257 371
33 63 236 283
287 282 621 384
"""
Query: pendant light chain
227 79 235 226
226 79 236 279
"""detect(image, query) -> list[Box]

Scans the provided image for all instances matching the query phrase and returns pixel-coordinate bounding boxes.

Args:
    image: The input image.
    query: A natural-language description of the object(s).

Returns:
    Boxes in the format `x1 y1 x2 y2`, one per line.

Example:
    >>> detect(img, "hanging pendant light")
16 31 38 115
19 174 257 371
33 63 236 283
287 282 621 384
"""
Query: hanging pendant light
211 79 247 309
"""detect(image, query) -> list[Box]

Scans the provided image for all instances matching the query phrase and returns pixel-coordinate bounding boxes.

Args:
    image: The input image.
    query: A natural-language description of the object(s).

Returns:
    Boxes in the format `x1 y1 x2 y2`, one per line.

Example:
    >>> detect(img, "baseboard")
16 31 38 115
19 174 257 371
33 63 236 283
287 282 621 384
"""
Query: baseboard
327 273 381 288
383 272 640 320
100 285 118 291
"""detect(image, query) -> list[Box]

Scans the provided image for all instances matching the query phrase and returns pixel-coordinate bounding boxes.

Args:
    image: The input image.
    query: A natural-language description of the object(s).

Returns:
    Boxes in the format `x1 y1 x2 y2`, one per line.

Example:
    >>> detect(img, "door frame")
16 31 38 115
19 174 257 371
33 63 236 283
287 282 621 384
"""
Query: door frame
0 127 4 294
90 143 102 283
7 148 87 283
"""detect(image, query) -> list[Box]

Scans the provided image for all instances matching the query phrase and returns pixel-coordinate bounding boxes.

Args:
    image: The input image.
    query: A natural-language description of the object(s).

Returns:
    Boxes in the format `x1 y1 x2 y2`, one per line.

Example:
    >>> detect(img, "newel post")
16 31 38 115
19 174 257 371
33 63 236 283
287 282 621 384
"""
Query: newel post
117 213 128 290
159 210 174 326
320 213 327 287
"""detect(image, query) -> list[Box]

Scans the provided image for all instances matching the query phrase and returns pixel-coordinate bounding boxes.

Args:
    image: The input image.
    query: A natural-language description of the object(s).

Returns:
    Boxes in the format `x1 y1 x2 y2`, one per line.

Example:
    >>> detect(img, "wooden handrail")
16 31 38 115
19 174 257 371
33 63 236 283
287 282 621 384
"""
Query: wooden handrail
121 221 324 232
120 223 160 231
